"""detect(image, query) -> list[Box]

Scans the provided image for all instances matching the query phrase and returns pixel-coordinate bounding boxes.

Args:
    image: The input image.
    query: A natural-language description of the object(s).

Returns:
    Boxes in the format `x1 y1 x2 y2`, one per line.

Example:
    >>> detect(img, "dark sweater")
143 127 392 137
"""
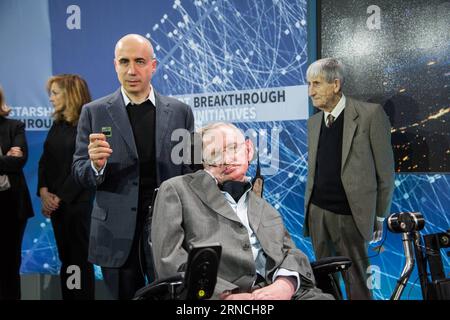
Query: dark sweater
311 110 352 215
126 100 157 215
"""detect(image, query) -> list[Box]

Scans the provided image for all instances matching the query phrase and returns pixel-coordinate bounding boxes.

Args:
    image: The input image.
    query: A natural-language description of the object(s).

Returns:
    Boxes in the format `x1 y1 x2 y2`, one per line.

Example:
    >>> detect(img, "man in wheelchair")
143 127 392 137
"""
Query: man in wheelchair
150 122 333 300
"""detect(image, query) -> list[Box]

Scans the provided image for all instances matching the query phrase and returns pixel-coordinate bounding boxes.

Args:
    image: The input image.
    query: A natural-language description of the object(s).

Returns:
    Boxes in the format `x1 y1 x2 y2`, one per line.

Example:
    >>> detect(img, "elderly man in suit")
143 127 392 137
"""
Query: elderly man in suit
151 122 332 300
72 34 194 299
304 58 395 299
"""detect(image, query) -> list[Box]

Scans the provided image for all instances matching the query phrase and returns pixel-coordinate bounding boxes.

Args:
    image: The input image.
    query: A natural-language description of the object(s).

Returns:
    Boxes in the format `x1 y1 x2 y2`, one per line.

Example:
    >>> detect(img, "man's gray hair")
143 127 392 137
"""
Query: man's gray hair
306 58 345 87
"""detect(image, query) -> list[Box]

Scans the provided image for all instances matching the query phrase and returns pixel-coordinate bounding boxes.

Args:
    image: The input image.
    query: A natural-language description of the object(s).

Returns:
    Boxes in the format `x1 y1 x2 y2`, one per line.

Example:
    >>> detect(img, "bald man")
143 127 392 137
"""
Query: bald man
72 34 194 299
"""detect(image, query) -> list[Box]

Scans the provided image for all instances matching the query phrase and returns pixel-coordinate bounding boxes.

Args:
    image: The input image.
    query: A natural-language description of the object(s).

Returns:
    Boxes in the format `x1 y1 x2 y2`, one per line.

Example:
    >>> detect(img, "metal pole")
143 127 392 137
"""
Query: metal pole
390 232 415 300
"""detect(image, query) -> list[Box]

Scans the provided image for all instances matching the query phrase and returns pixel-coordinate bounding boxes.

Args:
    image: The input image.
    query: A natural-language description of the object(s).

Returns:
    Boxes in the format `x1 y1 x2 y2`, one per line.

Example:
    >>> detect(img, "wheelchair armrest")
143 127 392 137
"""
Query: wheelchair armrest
310 256 352 276
133 274 184 300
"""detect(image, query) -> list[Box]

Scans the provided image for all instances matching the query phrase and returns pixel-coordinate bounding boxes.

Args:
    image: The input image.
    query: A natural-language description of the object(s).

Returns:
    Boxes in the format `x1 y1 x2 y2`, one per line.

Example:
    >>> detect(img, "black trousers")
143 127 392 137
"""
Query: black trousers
0 190 27 300
51 201 95 300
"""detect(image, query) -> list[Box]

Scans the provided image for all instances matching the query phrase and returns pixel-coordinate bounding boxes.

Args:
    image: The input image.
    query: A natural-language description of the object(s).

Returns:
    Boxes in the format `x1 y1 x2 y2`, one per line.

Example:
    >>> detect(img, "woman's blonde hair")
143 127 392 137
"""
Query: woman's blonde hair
0 86 12 117
47 74 91 125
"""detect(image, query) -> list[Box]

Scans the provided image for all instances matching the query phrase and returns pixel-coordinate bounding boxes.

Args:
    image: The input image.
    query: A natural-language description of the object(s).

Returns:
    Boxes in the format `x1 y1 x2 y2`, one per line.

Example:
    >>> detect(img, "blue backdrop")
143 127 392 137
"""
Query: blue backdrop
0 0 448 300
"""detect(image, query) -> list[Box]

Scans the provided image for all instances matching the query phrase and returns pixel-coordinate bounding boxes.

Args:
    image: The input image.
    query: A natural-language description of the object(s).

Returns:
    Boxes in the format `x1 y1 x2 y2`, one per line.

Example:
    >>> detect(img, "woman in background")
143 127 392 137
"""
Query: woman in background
38 74 94 300
0 86 34 300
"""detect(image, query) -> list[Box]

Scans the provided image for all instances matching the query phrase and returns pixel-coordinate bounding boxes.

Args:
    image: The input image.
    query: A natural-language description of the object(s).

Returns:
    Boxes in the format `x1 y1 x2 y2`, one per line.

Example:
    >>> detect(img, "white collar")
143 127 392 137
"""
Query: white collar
324 93 346 122
120 86 156 106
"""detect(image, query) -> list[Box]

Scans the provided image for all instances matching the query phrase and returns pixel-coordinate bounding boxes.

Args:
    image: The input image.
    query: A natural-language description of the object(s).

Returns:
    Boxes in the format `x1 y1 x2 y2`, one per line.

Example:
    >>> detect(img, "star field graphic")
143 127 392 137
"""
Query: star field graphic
13 0 449 300
148 0 309 95
320 0 450 172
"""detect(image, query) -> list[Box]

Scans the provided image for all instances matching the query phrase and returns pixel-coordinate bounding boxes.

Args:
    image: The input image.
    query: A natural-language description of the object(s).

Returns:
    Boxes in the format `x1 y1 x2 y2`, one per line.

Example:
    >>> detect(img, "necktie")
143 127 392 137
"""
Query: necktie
326 114 335 128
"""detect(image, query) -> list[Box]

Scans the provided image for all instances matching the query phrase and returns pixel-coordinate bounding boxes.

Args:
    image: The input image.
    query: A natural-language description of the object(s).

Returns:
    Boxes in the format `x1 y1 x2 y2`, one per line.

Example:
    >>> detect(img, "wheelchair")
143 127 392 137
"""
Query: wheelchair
138 197 449 300
387 212 450 300
134 241 352 300
134 243 220 300
136 166 353 300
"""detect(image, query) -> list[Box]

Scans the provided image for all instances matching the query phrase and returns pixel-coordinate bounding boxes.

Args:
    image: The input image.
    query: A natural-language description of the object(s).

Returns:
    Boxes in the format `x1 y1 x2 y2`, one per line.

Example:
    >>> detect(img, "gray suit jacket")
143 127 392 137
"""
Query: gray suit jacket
72 88 194 268
304 97 395 241
151 170 318 299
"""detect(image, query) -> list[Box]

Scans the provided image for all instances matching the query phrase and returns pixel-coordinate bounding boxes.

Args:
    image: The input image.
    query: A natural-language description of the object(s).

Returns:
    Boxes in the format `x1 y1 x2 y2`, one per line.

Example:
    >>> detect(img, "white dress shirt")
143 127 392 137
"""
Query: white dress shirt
204 170 300 290
323 93 346 124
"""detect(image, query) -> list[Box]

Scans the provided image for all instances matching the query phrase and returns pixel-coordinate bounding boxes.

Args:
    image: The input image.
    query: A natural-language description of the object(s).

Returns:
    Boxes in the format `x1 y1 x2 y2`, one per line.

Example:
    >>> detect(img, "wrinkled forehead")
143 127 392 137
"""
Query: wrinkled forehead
306 73 326 83
203 126 245 148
